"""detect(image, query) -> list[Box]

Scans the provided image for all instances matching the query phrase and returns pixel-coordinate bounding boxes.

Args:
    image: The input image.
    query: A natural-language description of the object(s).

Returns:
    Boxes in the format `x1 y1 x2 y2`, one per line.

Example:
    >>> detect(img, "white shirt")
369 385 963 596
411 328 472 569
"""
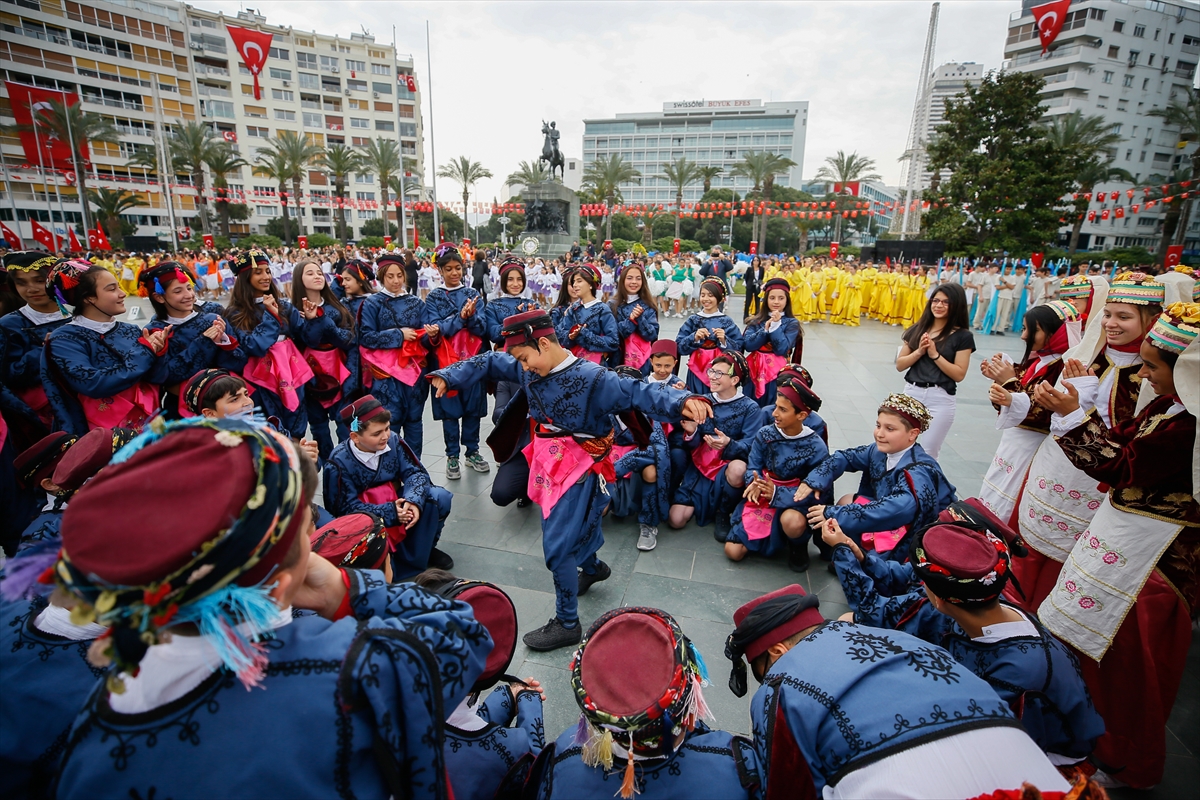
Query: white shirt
446 696 489 732
34 604 108 640
775 424 815 440
20 306 70 325
350 440 390 470
885 445 914 471
167 310 199 325
69 316 117 334
582 299 601 309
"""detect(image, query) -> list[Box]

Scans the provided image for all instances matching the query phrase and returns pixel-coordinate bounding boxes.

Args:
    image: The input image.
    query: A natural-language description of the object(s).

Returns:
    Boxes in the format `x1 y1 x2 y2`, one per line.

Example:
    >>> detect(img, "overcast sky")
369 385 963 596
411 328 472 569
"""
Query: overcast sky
207 0 1018 209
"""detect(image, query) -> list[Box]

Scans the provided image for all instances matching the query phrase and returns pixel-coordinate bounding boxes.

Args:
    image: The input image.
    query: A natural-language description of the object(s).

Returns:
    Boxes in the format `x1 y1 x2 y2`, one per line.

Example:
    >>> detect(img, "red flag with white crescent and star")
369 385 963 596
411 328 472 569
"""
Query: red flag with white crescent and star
1 221 23 250
88 227 112 251
1031 0 1072 54
226 24 274 100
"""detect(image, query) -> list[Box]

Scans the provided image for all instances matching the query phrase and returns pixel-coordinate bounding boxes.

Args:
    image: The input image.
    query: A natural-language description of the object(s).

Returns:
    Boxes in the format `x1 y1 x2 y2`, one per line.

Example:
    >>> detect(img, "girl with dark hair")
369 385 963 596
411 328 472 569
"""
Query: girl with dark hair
335 259 375 319
483 256 532 423
292 258 356 459
221 250 313 440
610 262 659 371
358 255 429 459
742 256 766 322
743 277 801 407
140 262 245 418
976 300 1078 521
554 263 618 365
423 243 488 480
548 265 574 331
0 253 72 434
676 277 744 395
894 283 975 458
41 261 169 434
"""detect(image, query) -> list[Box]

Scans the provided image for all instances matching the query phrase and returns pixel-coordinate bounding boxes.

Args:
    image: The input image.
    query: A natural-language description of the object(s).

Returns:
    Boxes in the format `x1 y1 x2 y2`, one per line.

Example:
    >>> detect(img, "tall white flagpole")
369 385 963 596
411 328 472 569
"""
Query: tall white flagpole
426 20 440 244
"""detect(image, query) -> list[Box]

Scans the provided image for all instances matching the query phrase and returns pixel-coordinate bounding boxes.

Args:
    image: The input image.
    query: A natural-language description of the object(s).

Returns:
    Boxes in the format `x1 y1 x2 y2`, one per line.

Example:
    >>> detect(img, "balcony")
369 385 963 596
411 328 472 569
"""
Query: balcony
1004 43 1098 71
194 65 230 78
197 85 232 98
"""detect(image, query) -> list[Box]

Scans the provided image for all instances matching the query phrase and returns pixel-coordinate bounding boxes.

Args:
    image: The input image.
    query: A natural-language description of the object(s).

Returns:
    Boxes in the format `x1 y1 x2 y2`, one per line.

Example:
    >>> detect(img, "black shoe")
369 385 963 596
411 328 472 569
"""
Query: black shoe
577 560 611 596
427 548 454 570
713 513 732 543
517 496 531 508
522 617 583 651
788 541 811 573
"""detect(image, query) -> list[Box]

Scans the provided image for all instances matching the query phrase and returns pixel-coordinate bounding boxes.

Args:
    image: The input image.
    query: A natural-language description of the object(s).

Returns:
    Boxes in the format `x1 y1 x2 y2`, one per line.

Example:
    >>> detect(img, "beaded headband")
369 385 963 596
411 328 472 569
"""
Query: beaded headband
1148 302 1200 355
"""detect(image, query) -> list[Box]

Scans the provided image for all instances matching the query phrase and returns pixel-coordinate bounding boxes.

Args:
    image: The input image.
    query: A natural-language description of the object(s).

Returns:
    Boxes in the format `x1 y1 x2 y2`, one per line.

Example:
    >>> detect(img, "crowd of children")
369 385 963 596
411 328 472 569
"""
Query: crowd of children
1 242 1197 798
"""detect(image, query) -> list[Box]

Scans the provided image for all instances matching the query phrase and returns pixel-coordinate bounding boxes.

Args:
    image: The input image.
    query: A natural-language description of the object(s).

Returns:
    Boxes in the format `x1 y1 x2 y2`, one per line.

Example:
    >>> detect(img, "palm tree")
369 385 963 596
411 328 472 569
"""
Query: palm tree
168 121 224 235
699 166 724 194
87 187 146 248
437 156 493 242
124 143 164 180
321 144 363 244
260 131 323 237
813 150 880 241
1064 160 1135 253
731 151 798 245
14 99 119 234
660 157 703 239
203 146 248 239
358 138 402 238
582 154 642 240
506 160 550 190
253 149 294 243
1147 89 1200 254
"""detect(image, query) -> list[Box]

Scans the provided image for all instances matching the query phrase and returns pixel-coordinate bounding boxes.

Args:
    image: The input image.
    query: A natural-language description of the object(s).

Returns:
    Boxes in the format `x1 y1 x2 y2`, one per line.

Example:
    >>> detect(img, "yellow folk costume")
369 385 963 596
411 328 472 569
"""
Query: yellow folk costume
831 270 863 325
118 255 144 295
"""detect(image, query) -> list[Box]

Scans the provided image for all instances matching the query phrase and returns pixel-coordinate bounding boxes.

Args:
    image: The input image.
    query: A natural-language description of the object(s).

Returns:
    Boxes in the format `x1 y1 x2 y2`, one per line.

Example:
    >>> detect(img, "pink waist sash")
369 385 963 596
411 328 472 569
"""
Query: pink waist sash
624 333 653 369
570 346 604 364
15 385 53 428
690 441 727 480
854 495 908 553
746 351 787 398
523 435 612 519
741 474 802 541
687 346 719 388
79 382 159 431
609 442 637 473
359 484 406 548
360 340 426 388
305 348 352 408
244 340 314 412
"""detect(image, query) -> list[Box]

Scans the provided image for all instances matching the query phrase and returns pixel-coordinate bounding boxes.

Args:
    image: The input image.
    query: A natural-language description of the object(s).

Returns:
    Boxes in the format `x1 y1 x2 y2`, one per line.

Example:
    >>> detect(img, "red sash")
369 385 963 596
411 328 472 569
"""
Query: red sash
854 495 908 553
359 484 407 548
746 351 787 398
244 340 314 412
361 340 426 388
435 329 482 397
687 346 719 388
522 433 615 519
740 473 802 540
79 382 159 431
623 332 653 369
305 348 352 408
570 346 604 364
690 441 727 480
15 385 54 428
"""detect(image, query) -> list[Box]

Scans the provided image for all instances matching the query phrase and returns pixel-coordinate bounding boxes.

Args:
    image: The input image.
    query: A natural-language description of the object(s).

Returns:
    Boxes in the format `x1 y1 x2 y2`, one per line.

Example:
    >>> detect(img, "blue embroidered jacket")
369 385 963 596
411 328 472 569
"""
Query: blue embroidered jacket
445 685 544 800
221 299 304 359
144 311 246 388
555 301 619 358
55 571 491 800
323 433 433 528
0 307 72 409
742 318 799 360
612 299 660 367
484 296 536 346
423 286 487 418
358 291 430 422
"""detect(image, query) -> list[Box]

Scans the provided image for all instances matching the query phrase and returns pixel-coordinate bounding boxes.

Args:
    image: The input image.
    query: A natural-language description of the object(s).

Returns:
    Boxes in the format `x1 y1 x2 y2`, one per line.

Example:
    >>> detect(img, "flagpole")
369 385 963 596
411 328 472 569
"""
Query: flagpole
0 141 23 237
31 120 67 250
61 99 92 235
392 25 408 250
425 20 440 244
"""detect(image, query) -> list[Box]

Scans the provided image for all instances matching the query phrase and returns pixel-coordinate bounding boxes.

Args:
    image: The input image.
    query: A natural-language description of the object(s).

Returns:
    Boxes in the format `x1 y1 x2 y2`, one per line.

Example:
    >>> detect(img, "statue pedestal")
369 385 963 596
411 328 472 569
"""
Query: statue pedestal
520 181 579 258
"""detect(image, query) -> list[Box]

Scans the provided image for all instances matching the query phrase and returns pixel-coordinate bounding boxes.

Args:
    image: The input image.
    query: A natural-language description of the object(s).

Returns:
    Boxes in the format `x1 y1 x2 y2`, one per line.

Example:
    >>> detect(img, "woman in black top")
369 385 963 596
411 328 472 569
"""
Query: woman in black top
894 283 975 459
742 256 766 322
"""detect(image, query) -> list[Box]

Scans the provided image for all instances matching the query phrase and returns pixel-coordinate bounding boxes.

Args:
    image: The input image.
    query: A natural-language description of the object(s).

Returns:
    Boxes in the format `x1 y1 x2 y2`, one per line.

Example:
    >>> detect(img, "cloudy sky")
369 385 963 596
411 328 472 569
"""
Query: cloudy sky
207 0 1018 207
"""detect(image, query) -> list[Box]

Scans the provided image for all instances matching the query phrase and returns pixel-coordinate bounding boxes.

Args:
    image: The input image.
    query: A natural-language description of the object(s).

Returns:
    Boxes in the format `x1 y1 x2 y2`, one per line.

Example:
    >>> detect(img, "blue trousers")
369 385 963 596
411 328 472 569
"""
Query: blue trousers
391 486 453 580
543 473 607 622
442 416 481 457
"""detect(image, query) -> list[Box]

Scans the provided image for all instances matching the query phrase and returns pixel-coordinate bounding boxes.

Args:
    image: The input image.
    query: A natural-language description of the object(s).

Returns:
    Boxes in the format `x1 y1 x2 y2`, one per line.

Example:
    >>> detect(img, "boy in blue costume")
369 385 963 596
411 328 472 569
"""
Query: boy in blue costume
606 365 673 552
530 607 762 800
725 585 1077 799
823 514 1104 766
322 395 454 578
428 309 711 651
483 256 534 423
50 418 491 800
797 393 956 566
755 364 828 445
414 570 545 800
726 376 828 572
554 263 618 364
676 277 744 395
0 252 71 437
424 243 489 479
359 253 430 459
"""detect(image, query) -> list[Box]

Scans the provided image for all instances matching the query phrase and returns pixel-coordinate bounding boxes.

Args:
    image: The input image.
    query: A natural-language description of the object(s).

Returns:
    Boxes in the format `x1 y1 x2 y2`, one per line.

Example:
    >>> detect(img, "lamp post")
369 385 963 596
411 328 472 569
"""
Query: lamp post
498 215 510 248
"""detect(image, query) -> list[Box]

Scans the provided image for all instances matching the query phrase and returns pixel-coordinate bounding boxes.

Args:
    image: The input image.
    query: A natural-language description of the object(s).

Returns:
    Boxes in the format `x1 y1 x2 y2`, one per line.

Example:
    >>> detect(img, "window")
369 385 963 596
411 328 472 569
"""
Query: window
296 36 315 47
357 210 378 220
1133 25 1144 38
320 55 339 71
337 45 351 53
350 117 370 129
1154 29 1160 41
1113 20 1124 33
269 68 291 81
1118 99 1129 111
299 72 319 90
1102 70 1114 83
355 192 375 201
1111 123 1122 135
1108 45 1120 58
275 109 296 121
375 120 395 132
322 77 342 91
271 89 293 102
1123 74 1134 87
241 84 255 96
345 59 365 72
247 126 269 138
1089 8 1105 20
257 205 279 217
398 122 416 137
347 98 368 110
371 63 390 75
1183 35 1200 47
371 81 392 95
297 52 317 69
1140 151 1147 162
1126 149 1133 160
303 112 322 128
206 100 234 118
1097 95 1109 108
244 105 267 118
1147 54 1155 66
352 136 370 146
399 104 414 119
347 79 367 92
268 47 289 60
1143 78 1151 90
355 173 374 183
1128 50 1139 65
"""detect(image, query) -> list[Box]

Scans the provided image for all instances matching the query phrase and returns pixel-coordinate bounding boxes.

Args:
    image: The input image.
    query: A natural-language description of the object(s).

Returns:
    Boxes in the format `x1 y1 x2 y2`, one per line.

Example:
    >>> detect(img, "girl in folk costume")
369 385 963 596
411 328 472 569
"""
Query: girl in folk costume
664 257 692 318
725 376 828 571
221 250 313 440
424 243 489 480
977 300 1083 522
0 253 72 437
1013 273 1167 609
669 352 761 540
1057 273 1102 321
676 277 744 395
743 277 801 407
41 261 169 435
335 258 376 320
358 254 429 459
292 259 357 460
610 261 660 371
606 365 674 553
1031 302 1200 790
555 263 619 365
139 262 245 419
830 263 863 326
648 256 670 318
484 256 535 423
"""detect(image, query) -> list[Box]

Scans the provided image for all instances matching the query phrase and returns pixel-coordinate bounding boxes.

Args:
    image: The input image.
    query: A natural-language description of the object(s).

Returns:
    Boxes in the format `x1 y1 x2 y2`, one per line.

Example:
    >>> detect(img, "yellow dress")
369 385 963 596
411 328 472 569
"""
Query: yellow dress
822 266 839 313
119 257 143 295
883 273 905 325
810 268 827 320
870 271 892 320
788 269 809 319
832 273 863 325
903 274 930 328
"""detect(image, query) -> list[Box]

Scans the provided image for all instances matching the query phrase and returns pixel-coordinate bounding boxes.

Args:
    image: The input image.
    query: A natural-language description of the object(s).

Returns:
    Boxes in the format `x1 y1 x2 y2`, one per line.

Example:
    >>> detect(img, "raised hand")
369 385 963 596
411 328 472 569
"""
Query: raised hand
714 327 726 344
429 375 449 398
793 483 818 503
988 382 1013 408
1061 358 1095 381
262 295 280 316
302 298 321 320
1033 379 1080 415
630 305 644 321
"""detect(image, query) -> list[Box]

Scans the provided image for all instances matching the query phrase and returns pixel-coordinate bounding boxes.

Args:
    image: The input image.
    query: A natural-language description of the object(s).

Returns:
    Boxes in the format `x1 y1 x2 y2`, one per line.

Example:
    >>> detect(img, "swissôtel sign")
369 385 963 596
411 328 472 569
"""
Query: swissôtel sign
663 99 762 111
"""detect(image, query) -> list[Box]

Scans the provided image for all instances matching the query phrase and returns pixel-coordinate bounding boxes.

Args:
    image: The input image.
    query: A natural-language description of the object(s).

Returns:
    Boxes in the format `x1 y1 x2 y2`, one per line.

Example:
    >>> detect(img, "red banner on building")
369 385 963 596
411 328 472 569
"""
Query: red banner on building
833 182 860 197
1030 0 1072 53
1 221 23 250
398 73 417 92
4 81 87 169
226 24 274 100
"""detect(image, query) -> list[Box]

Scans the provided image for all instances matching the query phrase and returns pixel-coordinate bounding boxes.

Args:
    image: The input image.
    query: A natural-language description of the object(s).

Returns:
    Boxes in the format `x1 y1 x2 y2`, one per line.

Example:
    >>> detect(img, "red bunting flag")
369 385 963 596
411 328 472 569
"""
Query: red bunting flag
226 24 274 100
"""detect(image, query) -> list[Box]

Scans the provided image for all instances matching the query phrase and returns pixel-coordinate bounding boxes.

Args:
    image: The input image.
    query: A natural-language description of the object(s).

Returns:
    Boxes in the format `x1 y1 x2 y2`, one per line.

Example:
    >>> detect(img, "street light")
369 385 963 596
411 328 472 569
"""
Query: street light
498 215 510 248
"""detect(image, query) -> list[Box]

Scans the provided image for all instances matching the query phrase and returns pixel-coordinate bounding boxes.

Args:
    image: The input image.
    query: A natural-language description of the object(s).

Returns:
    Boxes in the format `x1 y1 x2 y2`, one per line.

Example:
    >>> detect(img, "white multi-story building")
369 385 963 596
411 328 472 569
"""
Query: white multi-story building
0 0 425 248
921 62 985 189
1002 0 1200 253
581 99 808 206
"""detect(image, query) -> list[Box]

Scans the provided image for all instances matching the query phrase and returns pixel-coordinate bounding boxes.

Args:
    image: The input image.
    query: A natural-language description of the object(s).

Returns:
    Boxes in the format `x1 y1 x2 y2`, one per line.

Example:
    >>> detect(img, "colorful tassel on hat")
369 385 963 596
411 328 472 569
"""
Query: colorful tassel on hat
619 732 638 799
53 286 70 316
580 725 614 770
154 277 165 296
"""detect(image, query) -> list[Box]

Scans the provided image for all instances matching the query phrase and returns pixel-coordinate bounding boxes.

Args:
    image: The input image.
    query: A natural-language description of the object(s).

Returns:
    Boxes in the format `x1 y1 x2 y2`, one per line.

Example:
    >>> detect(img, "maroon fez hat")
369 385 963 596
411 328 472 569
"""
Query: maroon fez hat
438 580 518 691
52 427 135 493
570 263 601 286
15 432 76 489
732 584 824 664
649 339 678 359
761 277 790 295
580 610 677 717
938 498 1026 557
339 394 388 430
911 524 1011 605
501 309 556 349
375 252 405 268
310 512 388 570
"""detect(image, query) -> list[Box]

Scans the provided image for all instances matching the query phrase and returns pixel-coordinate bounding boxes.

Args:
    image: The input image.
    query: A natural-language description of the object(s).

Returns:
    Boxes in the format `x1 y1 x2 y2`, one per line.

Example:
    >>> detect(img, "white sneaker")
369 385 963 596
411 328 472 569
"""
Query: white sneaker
637 524 658 551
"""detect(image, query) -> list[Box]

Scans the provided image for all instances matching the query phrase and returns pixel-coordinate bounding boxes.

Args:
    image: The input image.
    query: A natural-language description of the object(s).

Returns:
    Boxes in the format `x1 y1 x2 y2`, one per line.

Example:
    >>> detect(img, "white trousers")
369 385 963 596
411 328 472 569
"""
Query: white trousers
972 296 991 328
903 383 957 459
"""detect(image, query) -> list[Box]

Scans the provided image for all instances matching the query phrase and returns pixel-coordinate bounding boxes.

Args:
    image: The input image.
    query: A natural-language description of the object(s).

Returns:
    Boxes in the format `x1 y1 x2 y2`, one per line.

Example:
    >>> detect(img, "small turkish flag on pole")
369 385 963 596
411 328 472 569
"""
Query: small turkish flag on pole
88 227 111 250
226 24 274 100
67 227 82 252
203 233 215 249
1030 0 1072 53
31 220 58 251
297 235 308 248
829 242 840 260
1 221 24 249
1165 245 1184 269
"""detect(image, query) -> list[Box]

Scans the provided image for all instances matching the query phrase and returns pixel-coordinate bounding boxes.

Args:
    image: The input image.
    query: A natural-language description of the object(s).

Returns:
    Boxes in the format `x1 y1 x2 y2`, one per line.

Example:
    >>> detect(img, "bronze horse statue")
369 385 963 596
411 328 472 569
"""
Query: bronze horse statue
539 120 564 181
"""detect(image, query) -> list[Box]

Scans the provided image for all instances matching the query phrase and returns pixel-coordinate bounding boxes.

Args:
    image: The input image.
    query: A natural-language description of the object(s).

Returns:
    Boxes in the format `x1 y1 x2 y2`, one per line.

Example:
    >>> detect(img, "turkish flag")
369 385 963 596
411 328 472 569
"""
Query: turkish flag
298 235 308 248
226 24 274 100
1030 252 1045 269
1101 209 1110 220
672 238 680 255
4 81 87 168
833 182 860 196
1165 245 1184 269
222 130 238 143
830 242 840 260
1115 207 1125 219
30 220 58 251
1 221 23 249
1031 0 1071 53
749 240 758 255
67 228 82 252
413 224 420 248
384 235 392 247
88 227 111 250
203 233 215 249
398 74 417 92
1087 210 1096 221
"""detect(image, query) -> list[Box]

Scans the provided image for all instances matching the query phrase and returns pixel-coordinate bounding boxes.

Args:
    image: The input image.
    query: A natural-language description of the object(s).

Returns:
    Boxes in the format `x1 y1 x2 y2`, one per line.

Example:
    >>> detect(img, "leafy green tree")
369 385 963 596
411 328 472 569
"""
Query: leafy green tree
1147 88 1199 255
358 139 402 236
359 217 398 237
1044 111 1128 253
204 146 248 240
437 156 493 242
168 121 225 235
660 157 703 239
924 71 1073 254
259 131 323 237
731 151 796 246
238 233 283 249
320 144 363 244
253 150 295 243
87 187 147 248
814 150 881 241
506 160 551 188
304 233 339 249
412 207 464 243
1142 164 1193 257
582 155 642 240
